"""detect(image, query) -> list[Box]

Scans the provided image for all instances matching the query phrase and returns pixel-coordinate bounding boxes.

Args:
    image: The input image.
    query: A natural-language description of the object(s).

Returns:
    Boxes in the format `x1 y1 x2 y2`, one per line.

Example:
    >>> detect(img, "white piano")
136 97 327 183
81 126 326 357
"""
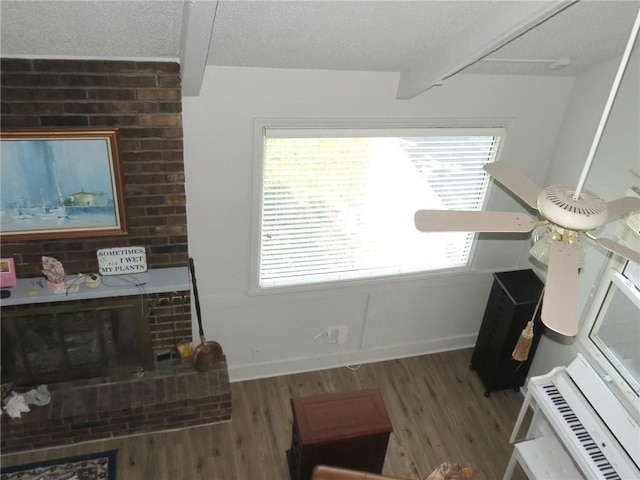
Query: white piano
504 353 640 479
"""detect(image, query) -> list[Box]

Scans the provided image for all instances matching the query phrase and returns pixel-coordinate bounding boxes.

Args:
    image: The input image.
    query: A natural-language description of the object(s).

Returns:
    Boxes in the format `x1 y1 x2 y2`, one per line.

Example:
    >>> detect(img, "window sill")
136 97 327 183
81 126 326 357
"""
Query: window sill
247 267 486 296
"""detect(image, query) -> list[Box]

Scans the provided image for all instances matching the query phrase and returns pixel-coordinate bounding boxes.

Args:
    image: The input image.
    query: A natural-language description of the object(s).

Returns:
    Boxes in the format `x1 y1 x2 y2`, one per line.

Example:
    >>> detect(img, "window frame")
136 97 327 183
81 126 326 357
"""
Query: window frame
250 118 508 293
577 214 640 423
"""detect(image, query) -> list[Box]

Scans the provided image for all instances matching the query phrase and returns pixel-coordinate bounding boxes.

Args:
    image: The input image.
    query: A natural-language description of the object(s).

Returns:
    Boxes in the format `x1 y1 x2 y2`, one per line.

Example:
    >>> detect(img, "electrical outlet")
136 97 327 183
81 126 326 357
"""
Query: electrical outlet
337 326 348 345
324 326 349 344
327 328 338 343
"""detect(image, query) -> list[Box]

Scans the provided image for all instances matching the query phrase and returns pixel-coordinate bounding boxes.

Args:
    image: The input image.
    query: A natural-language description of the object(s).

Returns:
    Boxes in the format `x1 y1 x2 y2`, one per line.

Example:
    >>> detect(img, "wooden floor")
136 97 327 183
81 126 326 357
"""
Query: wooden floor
1 348 529 479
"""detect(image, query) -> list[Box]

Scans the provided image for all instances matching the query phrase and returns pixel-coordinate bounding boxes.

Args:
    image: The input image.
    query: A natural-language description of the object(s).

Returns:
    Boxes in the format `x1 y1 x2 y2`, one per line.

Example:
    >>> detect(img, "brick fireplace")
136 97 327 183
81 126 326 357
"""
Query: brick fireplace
1 282 232 454
0 59 231 453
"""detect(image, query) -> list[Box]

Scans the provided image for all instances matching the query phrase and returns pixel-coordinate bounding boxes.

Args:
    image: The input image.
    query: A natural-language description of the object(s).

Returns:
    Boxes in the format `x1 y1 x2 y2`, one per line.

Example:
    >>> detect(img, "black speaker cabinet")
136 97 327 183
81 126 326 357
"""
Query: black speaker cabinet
471 269 544 396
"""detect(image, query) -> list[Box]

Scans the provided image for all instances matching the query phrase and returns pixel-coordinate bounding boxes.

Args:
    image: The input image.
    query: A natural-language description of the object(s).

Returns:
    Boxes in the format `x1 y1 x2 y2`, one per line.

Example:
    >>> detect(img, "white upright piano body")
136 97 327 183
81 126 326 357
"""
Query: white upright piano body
506 353 640 479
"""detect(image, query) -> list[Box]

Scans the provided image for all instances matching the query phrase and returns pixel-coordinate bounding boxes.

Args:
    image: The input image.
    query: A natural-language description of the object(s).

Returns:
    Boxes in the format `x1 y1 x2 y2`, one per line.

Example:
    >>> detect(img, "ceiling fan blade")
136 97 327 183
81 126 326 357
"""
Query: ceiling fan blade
605 196 640 221
594 237 640 264
483 162 542 211
414 210 535 233
541 241 580 337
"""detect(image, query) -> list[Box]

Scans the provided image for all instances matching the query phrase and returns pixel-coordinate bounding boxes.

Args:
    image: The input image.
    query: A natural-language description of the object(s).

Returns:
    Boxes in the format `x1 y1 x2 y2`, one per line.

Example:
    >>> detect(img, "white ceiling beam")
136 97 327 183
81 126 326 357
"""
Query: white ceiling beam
396 0 578 100
180 0 218 97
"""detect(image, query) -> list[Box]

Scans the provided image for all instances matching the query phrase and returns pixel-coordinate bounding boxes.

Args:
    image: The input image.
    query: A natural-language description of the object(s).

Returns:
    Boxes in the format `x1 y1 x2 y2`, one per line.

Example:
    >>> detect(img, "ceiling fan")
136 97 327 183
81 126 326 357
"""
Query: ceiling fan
414 8 640 337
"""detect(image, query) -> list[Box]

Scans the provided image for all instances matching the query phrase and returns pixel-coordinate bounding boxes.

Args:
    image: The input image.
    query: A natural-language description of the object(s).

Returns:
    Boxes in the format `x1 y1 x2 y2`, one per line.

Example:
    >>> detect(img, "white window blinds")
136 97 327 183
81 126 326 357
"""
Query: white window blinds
258 127 503 288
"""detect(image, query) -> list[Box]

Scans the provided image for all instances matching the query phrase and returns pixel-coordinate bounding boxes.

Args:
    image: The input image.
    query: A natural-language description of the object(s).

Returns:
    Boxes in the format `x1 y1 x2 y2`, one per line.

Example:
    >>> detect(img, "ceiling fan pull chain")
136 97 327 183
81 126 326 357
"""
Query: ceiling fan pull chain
573 8 640 200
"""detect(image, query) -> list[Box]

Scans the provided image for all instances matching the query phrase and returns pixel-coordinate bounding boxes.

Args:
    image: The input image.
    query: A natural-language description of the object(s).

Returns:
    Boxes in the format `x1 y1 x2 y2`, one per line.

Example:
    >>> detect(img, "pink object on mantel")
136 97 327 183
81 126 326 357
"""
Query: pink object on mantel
47 280 67 294
0 258 17 288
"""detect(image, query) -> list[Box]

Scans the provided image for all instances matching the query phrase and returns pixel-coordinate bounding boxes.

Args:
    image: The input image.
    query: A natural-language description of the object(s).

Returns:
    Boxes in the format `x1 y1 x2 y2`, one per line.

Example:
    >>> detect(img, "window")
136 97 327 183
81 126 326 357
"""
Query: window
579 208 640 422
255 125 504 288
589 261 640 389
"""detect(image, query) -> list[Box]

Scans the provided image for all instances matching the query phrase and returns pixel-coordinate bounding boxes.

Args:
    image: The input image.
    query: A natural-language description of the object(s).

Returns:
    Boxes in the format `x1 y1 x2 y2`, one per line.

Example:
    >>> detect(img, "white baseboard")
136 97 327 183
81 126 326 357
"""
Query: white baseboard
228 334 477 382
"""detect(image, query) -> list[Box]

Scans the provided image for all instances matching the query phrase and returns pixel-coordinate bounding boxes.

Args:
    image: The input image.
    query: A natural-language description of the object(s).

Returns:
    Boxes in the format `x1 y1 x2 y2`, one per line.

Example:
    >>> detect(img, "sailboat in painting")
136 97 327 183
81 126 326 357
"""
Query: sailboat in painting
37 162 70 220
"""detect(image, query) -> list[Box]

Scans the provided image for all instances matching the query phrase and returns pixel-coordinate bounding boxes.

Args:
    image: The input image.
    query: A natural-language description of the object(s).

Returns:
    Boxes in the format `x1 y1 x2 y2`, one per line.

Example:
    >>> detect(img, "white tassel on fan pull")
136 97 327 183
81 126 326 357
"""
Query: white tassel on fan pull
512 288 544 362
573 8 640 200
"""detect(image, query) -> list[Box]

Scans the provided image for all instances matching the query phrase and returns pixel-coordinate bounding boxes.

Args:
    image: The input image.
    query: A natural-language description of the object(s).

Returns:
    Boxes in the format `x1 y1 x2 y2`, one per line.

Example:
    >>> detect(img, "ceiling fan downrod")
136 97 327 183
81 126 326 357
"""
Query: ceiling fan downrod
572 8 640 201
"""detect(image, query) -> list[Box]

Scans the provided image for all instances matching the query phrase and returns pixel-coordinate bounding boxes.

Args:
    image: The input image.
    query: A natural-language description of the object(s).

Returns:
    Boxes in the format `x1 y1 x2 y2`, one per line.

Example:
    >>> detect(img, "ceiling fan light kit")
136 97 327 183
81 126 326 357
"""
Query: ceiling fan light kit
530 225 587 268
414 7 640 337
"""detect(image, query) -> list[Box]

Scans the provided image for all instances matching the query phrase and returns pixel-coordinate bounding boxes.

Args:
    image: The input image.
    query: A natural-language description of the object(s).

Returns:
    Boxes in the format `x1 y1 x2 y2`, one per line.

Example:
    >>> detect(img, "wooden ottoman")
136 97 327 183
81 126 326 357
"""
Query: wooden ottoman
286 389 393 480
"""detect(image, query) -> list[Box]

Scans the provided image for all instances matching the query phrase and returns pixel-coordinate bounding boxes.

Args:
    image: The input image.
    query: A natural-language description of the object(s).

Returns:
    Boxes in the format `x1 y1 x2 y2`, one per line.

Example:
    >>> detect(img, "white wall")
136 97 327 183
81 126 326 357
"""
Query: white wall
525 47 640 378
183 67 573 381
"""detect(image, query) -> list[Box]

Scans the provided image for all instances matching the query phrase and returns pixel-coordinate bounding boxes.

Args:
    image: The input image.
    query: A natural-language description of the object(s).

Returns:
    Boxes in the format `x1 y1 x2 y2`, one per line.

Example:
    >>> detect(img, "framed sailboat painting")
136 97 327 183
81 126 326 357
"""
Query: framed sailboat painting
0 128 128 241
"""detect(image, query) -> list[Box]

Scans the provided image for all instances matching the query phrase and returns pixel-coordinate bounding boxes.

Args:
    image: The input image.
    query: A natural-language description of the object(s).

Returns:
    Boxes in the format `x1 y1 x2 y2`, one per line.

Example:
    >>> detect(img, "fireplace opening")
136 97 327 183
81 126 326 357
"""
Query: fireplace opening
1 297 154 386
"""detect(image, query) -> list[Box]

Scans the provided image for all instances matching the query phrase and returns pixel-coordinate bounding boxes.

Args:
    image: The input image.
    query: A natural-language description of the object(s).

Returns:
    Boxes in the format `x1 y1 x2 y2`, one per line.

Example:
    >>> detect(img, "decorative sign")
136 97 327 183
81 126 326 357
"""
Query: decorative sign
97 247 147 275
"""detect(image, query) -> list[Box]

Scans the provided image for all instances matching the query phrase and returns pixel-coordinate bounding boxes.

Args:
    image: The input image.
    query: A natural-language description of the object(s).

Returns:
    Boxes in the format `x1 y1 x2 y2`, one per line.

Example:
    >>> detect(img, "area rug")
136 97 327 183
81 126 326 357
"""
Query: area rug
0 449 117 480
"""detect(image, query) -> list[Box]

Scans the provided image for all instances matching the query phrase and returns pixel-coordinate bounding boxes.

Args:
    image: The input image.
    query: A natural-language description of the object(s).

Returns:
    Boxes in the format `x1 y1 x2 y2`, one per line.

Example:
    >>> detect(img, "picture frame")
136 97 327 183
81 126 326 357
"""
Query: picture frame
0 257 17 287
0 128 128 241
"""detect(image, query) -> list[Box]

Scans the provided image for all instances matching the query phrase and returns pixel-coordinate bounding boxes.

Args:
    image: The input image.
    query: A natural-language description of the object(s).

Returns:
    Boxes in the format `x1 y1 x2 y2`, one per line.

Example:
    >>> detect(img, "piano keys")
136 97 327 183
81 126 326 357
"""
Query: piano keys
540 384 621 479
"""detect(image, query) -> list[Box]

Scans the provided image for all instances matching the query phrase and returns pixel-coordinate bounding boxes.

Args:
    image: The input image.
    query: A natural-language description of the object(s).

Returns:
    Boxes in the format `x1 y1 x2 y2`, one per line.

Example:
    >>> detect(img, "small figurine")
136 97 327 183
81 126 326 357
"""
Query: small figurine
41 256 66 293
426 462 474 480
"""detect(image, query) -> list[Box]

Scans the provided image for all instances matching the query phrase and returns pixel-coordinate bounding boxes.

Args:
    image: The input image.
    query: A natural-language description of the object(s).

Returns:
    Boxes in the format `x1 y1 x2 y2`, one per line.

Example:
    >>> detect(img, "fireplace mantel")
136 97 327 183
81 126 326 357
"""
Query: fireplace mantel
0 267 189 307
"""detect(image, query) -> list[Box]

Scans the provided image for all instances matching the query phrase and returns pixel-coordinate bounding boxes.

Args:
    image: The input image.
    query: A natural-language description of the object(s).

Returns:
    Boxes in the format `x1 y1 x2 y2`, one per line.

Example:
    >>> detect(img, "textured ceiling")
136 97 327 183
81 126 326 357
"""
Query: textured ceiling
0 1 184 59
207 1 493 72
0 0 638 77
464 0 640 76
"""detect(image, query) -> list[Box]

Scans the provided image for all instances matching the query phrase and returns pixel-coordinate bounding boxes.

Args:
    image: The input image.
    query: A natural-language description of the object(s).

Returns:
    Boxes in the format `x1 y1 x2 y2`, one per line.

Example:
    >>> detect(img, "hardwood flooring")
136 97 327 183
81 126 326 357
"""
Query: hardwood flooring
1 348 528 479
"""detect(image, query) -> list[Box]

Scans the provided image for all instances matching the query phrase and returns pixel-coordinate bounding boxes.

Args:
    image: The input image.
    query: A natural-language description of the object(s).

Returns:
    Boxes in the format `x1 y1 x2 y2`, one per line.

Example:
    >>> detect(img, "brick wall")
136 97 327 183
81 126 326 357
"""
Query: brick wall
0 58 187 277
